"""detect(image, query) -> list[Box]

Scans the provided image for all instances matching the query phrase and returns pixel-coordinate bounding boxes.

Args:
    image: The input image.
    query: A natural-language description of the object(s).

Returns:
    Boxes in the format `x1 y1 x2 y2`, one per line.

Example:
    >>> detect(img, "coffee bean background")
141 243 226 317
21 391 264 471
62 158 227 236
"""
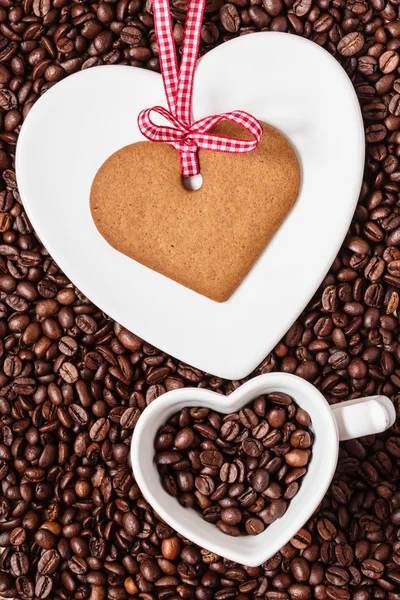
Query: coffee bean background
0 0 400 599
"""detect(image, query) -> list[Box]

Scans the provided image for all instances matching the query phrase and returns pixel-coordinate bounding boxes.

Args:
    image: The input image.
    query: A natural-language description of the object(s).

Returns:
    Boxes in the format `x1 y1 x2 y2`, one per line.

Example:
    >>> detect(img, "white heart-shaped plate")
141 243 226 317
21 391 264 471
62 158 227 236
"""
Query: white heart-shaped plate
16 32 364 380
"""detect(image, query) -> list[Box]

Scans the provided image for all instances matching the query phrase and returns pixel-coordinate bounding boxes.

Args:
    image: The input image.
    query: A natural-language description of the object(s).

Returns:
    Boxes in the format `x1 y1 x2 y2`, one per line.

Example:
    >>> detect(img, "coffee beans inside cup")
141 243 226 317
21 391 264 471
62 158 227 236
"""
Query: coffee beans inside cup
154 393 313 536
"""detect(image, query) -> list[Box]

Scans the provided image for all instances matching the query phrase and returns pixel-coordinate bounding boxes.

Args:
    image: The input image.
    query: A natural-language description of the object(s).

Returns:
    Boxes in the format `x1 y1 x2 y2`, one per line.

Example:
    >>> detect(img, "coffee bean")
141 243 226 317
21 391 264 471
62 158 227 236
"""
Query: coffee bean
200 450 223 467
260 499 287 524
326 566 350 586
221 421 240 440
379 50 400 73
317 518 337 541
326 586 351 600
291 557 310 582
252 421 270 439
242 437 263 457
159 536 180 560
37 549 60 575
292 0 312 16
89 417 110 441
9 527 26 546
193 422 218 440
288 583 312 600
290 426 311 447
334 543 353 567
10 551 29 576
239 407 259 428
34 528 57 549
361 558 385 578
35 574 53 598
216 520 240 536
285 449 311 467
252 468 270 492
291 528 312 549
59 361 79 383
58 335 78 356
174 428 195 449
195 474 215 496
15 576 33 598
338 32 364 56
220 3 240 33
220 462 239 484
387 437 400 457
245 517 264 535
221 507 242 525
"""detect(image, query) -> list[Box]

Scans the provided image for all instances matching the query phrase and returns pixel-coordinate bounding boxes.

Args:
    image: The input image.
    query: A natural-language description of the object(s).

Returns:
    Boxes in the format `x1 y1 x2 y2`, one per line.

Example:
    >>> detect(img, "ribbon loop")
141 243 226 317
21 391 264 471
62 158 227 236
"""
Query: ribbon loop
137 0 262 179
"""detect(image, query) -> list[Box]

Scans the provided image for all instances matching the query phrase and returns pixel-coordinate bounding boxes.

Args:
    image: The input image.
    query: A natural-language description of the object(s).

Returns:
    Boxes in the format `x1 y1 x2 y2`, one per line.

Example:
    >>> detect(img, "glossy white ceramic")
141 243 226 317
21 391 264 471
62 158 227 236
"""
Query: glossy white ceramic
131 373 395 566
16 33 364 379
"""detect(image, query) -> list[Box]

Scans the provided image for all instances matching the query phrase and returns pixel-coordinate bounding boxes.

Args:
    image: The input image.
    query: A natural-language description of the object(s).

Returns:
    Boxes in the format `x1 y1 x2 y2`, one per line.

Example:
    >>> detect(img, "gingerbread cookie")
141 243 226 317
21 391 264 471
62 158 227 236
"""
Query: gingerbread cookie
90 121 300 302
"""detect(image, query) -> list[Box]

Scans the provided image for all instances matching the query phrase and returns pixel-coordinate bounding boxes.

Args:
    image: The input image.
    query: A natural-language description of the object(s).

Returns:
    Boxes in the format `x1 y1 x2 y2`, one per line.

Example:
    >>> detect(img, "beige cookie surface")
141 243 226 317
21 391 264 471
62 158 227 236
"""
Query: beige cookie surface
90 121 300 302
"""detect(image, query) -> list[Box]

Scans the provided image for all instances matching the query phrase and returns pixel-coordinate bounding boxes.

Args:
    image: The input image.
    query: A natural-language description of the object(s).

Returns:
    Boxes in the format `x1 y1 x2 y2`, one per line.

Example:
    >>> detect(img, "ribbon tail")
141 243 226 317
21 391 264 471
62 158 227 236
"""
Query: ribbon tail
152 0 179 114
175 0 207 126
180 149 200 178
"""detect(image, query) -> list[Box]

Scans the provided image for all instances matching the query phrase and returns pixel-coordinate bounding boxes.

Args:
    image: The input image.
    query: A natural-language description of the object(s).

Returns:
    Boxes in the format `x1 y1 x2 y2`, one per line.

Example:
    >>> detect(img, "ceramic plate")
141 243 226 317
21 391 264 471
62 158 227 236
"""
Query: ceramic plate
16 32 364 379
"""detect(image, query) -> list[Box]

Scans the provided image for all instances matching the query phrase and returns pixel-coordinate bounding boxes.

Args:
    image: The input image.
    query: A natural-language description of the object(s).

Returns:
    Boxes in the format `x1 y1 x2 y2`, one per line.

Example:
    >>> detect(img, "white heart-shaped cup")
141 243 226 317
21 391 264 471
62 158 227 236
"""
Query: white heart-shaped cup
131 373 395 567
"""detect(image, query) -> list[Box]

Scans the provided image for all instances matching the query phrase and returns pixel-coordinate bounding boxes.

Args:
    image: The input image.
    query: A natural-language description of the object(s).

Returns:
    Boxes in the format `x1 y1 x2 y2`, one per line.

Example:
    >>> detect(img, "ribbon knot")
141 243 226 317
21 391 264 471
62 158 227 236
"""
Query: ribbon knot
137 0 262 180
183 136 196 149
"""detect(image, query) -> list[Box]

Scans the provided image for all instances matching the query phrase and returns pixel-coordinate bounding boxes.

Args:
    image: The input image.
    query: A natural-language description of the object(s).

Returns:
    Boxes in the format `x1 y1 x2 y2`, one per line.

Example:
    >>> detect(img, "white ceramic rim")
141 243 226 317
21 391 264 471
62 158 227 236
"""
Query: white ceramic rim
131 373 339 566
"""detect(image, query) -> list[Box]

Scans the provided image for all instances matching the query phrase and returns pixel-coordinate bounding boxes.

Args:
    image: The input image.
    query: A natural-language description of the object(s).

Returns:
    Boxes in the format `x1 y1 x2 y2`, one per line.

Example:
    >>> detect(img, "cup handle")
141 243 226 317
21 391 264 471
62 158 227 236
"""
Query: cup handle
330 395 396 442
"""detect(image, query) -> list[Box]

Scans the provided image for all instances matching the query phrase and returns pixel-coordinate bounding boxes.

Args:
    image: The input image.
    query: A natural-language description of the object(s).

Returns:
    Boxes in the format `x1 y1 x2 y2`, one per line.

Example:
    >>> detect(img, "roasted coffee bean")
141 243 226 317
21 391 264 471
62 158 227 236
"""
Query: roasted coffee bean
9 527 26 546
195 474 215 496
220 462 239 483
285 449 310 467
120 407 140 430
10 551 29 576
245 517 265 535
326 565 349 586
239 407 259 428
290 430 312 448
317 518 337 541
338 32 364 56
252 468 270 492
89 417 110 441
291 557 310 582
200 450 223 467
220 3 240 33
35 574 53 598
37 549 60 575
259 499 287 524
361 558 385 578
174 428 195 449
291 528 312 549
221 420 240 440
380 50 400 74
242 437 263 456
221 507 242 525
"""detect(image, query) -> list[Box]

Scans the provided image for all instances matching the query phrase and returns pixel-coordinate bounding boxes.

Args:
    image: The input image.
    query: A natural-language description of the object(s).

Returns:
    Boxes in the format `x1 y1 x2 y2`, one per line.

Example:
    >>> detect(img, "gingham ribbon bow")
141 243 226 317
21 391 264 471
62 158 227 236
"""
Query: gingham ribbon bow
138 0 262 178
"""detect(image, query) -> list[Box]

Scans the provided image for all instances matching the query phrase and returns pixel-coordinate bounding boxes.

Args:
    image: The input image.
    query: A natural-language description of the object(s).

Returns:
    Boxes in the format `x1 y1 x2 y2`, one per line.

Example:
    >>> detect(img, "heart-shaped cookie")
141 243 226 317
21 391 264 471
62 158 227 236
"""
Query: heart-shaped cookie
16 32 364 379
90 121 299 302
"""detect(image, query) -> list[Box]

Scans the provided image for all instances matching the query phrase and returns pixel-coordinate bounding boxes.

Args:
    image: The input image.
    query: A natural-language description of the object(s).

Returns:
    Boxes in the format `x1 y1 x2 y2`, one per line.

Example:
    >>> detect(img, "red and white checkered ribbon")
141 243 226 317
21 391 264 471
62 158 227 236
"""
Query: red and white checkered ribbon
138 0 262 178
